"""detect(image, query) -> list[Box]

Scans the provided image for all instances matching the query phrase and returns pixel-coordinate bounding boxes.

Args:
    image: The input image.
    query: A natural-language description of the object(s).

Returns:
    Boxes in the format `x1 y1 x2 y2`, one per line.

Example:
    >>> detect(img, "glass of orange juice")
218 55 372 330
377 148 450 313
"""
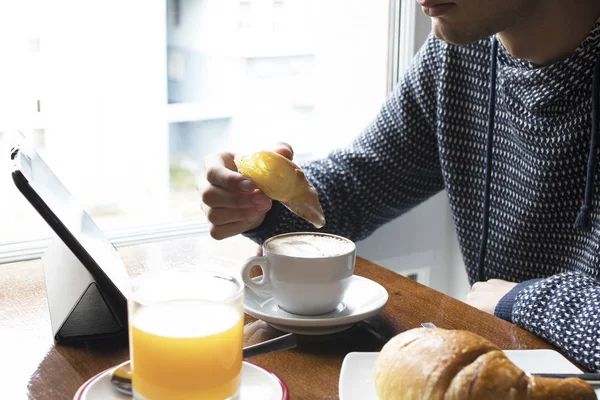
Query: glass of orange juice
128 270 244 400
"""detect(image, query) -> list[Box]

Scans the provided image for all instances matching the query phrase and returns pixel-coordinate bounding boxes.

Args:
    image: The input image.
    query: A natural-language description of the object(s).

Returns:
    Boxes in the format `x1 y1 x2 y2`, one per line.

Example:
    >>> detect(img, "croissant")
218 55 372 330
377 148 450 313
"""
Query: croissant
234 151 325 228
374 328 595 400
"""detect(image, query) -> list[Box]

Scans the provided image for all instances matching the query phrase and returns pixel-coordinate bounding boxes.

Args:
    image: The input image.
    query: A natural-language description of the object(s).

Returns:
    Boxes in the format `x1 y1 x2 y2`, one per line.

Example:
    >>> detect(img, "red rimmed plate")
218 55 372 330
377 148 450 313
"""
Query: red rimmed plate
74 361 289 400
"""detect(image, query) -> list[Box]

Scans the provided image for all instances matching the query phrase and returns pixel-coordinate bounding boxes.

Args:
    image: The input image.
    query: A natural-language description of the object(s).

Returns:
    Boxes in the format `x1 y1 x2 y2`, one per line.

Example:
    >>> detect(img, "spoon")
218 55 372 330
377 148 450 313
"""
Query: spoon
110 332 297 396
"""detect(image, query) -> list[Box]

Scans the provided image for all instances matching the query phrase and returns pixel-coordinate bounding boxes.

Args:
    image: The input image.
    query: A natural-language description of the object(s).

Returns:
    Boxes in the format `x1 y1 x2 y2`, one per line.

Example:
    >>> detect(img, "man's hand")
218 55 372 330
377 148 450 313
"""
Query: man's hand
465 279 517 314
198 143 294 240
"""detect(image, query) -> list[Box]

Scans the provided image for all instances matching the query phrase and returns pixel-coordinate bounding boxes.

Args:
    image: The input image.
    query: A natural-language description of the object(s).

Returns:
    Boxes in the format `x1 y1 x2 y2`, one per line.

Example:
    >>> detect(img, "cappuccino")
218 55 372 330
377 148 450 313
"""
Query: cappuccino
265 234 353 258
242 232 356 314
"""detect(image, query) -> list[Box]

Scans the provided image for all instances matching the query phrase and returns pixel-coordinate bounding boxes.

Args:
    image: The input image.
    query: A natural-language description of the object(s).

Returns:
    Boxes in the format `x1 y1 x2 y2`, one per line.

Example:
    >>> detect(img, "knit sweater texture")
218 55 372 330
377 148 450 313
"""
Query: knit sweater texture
245 23 600 371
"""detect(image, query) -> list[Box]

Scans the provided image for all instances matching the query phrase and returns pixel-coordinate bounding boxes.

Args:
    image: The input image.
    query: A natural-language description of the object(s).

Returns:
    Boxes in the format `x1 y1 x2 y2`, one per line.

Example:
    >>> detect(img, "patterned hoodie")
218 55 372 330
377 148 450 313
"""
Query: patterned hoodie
245 21 600 371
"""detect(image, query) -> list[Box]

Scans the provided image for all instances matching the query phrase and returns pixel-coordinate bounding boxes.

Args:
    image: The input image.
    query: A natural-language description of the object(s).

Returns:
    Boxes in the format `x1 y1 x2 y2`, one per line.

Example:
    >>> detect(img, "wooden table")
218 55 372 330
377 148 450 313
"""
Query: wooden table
0 236 557 400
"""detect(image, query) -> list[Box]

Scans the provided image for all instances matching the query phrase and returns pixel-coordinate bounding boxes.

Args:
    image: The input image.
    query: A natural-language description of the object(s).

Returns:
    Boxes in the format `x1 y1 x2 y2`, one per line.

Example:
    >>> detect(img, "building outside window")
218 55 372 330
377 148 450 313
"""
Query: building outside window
0 0 400 262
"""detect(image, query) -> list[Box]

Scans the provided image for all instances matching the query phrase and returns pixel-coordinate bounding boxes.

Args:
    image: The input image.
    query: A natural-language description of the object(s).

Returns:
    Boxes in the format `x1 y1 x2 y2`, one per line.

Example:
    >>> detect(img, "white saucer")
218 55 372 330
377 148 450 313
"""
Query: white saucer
74 361 288 400
244 275 388 335
338 350 600 400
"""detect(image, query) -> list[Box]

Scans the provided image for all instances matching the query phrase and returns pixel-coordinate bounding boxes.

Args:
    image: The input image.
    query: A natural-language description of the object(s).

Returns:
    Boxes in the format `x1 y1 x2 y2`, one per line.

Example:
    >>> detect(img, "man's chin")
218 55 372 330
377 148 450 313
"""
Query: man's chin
431 20 486 46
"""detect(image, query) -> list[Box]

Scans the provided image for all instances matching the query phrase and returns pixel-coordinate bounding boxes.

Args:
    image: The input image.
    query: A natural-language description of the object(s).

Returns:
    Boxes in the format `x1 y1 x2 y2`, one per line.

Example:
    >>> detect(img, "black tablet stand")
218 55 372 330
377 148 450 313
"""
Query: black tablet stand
42 236 128 343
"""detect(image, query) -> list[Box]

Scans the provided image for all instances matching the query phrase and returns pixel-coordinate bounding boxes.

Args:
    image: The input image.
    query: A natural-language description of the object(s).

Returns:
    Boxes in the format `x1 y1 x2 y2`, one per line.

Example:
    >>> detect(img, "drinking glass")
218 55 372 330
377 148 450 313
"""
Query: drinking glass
129 270 244 400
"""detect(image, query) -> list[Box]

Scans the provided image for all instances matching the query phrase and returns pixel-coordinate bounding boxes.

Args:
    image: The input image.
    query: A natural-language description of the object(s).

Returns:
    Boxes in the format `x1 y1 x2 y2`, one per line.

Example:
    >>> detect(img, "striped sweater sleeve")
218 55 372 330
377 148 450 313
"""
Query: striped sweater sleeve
244 35 445 243
508 273 600 372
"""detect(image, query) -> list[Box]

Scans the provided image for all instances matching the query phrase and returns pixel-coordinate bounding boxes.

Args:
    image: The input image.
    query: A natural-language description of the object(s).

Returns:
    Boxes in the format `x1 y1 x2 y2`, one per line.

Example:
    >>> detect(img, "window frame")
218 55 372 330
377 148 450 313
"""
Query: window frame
0 0 421 265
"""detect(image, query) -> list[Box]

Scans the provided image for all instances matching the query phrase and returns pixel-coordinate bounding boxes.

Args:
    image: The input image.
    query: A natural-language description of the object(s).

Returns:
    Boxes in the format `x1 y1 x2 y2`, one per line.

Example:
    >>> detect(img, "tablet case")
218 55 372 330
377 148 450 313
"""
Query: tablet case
42 236 127 343
11 140 129 344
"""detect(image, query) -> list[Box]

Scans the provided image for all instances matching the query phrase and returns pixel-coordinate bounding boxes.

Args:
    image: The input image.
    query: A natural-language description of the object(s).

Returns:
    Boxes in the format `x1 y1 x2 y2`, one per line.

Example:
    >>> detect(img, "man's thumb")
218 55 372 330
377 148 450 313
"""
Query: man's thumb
273 142 294 161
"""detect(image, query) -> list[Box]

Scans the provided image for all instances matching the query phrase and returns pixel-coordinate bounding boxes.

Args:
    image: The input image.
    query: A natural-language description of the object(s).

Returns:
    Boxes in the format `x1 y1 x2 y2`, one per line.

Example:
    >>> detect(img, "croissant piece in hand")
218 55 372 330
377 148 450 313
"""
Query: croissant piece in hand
234 151 325 228
374 328 595 400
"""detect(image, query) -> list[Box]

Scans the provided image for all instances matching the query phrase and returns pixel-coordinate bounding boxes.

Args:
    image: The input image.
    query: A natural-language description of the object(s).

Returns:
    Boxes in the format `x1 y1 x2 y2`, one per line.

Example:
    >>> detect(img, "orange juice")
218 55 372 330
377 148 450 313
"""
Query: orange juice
130 300 243 400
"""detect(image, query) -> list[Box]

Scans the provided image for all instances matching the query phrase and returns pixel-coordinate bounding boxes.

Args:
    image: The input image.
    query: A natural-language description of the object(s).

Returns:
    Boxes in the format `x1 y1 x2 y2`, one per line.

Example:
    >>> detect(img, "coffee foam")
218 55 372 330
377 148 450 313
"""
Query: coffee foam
265 234 353 258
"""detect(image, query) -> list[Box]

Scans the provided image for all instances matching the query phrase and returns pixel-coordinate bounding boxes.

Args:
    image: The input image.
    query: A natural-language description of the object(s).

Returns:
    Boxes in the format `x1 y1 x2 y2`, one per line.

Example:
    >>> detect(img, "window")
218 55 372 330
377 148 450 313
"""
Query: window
0 0 395 260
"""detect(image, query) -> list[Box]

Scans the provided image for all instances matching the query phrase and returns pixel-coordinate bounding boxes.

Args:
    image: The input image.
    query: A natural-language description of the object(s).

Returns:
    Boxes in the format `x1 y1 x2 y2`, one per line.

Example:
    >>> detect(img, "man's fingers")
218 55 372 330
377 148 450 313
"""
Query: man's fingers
202 186 271 209
471 281 484 292
206 207 266 226
204 151 237 171
204 153 256 192
487 279 508 285
210 220 256 240
273 142 294 160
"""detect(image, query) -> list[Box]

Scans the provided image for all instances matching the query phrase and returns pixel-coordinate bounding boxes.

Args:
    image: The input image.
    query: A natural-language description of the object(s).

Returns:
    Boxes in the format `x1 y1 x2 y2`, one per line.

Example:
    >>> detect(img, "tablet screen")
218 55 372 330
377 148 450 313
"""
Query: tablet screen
12 141 130 298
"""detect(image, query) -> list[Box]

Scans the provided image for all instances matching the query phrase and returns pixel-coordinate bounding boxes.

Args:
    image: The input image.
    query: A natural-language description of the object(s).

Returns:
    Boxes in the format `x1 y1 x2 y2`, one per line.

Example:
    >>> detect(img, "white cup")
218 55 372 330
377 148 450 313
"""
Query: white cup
241 232 356 316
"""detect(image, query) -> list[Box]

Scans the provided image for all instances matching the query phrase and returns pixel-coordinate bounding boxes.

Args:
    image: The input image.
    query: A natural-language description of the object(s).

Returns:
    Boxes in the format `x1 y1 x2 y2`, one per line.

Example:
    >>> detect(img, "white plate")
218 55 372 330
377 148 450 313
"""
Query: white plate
74 361 289 400
244 275 388 335
339 350 600 400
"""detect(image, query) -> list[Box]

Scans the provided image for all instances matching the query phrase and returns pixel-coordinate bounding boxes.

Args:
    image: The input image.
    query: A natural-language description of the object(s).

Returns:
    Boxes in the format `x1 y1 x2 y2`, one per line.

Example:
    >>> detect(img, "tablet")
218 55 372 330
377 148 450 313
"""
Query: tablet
11 137 129 328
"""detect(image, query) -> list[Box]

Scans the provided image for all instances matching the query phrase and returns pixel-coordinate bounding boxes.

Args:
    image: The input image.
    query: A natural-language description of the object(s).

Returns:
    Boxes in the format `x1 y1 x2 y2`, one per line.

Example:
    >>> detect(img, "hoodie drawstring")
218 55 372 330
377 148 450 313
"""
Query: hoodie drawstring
478 37 600 282
477 37 499 283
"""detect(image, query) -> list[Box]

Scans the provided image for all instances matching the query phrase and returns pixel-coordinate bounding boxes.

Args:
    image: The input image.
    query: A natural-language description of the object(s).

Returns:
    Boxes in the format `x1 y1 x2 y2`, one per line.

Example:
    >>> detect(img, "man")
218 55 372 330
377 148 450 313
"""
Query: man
199 0 600 371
